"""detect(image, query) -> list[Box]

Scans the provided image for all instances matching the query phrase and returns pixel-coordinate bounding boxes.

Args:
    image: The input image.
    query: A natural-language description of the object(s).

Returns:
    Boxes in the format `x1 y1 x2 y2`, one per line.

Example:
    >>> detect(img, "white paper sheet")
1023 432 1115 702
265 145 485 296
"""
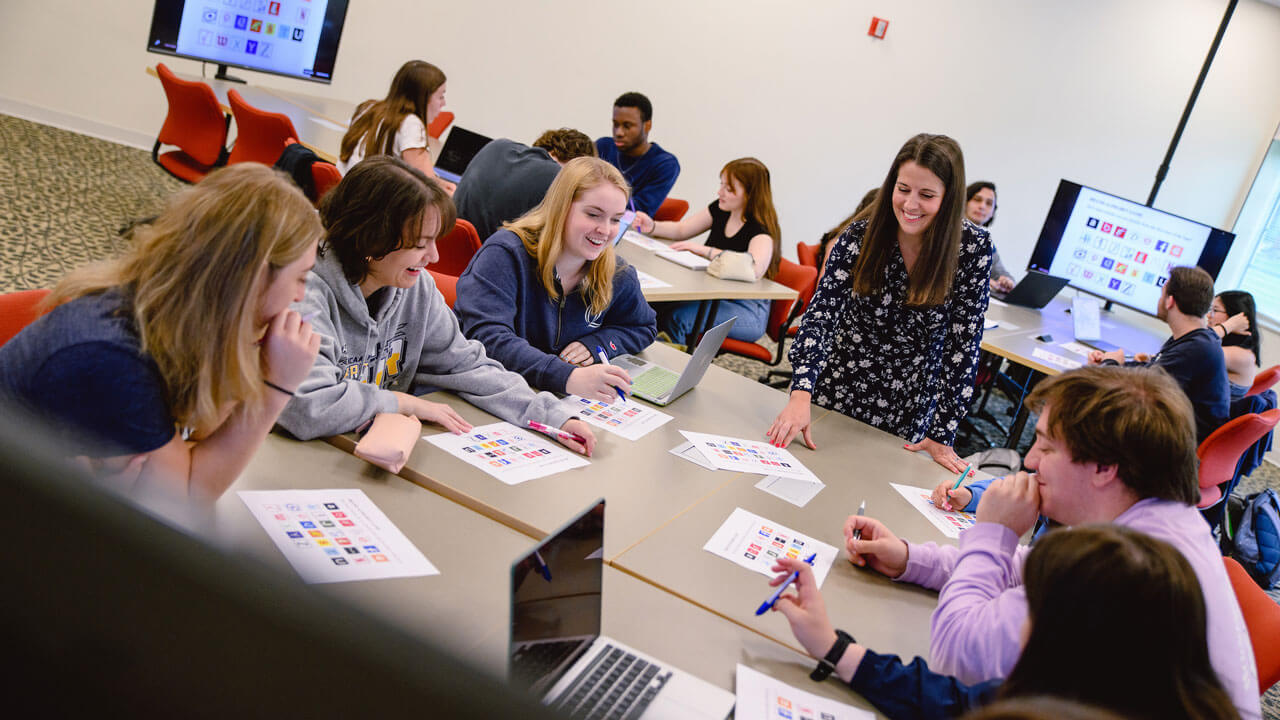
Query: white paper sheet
703 507 838 586
1031 346 1083 369
670 440 717 470
561 395 673 440
988 297 1009 307
423 422 589 485
634 269 672 289
238 489 439 584
755 475 825 507
1059 341 1093 357
735 664 874 720
656 249 711 269
680 430 819 482
622 230 667 251
890 483 979 540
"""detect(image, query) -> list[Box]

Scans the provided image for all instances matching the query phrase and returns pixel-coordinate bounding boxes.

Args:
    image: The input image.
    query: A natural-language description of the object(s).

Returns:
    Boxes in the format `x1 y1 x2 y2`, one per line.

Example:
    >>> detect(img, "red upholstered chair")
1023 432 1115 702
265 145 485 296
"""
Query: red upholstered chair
1222 556 1280 693
0 288 51 347
427 111 454 140
718 259 818 385
310 161 342 206
1246 364 1280 397
1196 408 1280 508
795 241 820 270
428 218 483 276
227 88 299 166
428 270 458 309
653 198 689 222
152 63 230 183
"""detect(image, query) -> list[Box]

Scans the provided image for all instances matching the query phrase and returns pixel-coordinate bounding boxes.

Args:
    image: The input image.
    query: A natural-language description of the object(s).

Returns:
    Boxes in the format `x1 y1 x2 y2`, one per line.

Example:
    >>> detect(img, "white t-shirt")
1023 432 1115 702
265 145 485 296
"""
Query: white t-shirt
338 111 428 175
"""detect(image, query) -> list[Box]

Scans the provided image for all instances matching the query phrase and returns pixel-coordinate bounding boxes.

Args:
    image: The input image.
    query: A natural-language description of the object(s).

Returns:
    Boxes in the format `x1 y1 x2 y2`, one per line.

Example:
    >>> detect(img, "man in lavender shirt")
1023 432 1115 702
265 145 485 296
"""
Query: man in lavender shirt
845 365 1259 720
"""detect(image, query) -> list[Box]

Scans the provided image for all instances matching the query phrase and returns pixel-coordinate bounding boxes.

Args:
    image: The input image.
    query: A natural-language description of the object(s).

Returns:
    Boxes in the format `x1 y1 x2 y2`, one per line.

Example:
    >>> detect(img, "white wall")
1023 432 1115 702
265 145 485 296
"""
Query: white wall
2 0 1279 267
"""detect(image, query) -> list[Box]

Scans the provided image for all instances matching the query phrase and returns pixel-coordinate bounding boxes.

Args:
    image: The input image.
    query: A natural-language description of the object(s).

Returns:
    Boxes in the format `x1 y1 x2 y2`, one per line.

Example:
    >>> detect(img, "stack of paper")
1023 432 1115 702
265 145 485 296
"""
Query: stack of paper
670 431 824 507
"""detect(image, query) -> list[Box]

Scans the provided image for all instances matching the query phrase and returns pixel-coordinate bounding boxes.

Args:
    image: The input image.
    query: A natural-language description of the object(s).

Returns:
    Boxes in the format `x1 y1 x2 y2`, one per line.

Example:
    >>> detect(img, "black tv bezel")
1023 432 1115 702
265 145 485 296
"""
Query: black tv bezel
1026 179 1235 318
144 0 350 85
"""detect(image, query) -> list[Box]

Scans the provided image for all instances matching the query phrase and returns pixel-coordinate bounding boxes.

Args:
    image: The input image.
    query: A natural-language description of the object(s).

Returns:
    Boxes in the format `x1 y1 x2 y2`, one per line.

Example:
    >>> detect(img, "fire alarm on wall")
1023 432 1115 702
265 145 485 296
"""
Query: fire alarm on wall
868 17 889 39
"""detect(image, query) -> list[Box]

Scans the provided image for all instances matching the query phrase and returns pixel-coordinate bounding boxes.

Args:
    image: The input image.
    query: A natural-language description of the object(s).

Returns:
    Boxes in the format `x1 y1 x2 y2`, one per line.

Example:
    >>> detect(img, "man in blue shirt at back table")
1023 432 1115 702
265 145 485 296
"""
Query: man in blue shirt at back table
595 91 680 216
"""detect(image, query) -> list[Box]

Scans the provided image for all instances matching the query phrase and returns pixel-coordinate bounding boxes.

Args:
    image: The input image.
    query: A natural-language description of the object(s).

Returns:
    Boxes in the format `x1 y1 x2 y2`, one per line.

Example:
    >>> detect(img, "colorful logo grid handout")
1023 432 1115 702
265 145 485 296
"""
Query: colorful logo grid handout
702 508 838 585
890 483 979 540
423 422 590 485
734 664 874 720
238 489 438 584
565 395 673 440
680 430 819 482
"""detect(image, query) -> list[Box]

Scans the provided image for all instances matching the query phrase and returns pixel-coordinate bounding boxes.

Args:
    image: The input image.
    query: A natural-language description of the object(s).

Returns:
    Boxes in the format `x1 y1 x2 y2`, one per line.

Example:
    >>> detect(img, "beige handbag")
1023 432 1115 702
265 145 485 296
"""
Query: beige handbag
706 250 757 282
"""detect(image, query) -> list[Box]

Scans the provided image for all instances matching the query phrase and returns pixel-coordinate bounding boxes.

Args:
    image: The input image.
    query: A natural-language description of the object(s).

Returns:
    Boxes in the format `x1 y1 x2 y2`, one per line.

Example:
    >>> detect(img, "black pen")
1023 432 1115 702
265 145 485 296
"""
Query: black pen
851 500 867 541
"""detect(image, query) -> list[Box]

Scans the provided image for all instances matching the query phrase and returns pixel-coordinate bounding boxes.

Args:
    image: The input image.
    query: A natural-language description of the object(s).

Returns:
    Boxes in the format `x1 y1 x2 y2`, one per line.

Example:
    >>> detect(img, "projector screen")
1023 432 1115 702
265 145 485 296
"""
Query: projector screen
1026 180 1235 317
146 0 349 84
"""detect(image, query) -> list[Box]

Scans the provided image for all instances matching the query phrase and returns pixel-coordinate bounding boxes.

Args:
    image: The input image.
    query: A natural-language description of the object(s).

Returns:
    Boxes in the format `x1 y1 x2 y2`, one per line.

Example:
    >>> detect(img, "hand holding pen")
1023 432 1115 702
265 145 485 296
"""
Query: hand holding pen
757 552 817 615
931 463 974 511
595 346 629 404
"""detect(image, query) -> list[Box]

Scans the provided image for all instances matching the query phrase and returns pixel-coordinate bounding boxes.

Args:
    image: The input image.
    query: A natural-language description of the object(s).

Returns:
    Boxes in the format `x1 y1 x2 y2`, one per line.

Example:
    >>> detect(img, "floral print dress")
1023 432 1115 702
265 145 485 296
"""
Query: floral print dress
790 219 991 445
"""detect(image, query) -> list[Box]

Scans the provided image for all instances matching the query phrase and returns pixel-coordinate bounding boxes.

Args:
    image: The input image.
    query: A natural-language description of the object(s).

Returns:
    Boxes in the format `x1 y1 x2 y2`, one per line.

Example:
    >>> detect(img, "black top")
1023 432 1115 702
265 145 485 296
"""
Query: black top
705 200 768 253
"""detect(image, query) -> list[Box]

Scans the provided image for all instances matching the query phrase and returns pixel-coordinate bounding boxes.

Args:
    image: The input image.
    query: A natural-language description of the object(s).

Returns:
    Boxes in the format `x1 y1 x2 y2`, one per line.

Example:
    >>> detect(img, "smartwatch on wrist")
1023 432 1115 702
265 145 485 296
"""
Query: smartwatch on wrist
810 629 855 681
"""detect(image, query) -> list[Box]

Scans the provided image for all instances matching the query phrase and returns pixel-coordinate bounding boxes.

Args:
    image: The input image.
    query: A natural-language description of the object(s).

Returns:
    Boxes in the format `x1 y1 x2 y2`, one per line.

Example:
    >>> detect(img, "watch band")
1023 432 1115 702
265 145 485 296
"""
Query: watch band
810 629 854 681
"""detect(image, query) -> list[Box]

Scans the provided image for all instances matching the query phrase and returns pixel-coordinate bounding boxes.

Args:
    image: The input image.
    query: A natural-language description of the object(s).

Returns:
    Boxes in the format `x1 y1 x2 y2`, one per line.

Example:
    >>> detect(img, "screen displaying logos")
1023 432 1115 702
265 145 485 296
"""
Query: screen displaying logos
146 0 350 84
1027 180 1234 317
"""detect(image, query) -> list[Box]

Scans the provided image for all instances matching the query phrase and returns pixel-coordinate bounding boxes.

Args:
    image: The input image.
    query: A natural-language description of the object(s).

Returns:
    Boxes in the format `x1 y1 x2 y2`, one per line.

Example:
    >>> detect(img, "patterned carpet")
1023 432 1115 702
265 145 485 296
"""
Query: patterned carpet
4 113 1276 716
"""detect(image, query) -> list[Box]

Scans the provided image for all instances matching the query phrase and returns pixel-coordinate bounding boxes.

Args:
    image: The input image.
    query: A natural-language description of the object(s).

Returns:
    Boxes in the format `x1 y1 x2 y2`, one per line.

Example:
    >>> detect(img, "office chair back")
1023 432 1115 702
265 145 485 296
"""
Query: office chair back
153 63 230 183
428 111 454 140
428 218 483 276
1222 556 1280 692
1246 365 1280 397
653 198 689 222
795 241 820 270
227 88 299 166
311 161 343 206
0 288 51 348
1196 408 1280 508
429 270 459 309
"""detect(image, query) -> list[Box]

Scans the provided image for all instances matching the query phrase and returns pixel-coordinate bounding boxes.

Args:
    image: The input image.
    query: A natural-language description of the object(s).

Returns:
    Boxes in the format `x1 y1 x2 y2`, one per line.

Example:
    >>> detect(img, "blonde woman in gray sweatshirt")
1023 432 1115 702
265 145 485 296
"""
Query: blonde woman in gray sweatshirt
277 156 596 456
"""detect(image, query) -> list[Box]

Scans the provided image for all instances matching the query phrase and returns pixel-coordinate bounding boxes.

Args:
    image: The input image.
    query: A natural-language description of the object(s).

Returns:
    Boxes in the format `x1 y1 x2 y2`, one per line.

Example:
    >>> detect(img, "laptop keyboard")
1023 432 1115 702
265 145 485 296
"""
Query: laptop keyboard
511 640 585 688
632 367 680 400
552 644 671 720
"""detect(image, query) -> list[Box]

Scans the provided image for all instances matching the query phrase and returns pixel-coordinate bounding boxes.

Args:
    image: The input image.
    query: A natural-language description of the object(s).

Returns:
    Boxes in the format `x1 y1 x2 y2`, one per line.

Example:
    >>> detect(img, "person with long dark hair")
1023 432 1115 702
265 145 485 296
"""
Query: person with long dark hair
1208 290 1261 392
766 134 991 473
770 524 1240 720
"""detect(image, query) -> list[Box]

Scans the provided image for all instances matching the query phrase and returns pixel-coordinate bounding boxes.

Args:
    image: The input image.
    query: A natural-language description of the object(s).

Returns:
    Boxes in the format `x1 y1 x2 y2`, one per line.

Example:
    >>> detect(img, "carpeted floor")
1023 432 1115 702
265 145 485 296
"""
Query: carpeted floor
4 113 1276 716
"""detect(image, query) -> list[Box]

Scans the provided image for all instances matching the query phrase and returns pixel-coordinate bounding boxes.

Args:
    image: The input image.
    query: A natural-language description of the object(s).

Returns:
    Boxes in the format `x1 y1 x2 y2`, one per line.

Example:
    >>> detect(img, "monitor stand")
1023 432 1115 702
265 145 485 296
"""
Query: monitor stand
213 64 246 84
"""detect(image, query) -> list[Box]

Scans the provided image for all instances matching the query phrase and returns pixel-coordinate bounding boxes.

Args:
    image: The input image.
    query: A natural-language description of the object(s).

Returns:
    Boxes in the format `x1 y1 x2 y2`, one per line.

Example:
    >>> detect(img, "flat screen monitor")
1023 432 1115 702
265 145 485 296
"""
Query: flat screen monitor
146 0 350 84
1027 180 1235 317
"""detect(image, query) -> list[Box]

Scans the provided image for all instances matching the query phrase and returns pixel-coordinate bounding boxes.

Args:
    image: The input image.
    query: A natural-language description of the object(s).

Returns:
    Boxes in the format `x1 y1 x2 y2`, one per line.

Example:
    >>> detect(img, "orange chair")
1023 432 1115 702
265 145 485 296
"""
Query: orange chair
428 218 483 277
1246 364 1280 397
227 88 299 166
795 241 820 270
152 63 230 183
1222 556 1280 693
653 198 689 222
428 111 454 140
311 161 342 206
0 288 51 347
1196 408 1280 508
428 270 458 309
718 259 818 385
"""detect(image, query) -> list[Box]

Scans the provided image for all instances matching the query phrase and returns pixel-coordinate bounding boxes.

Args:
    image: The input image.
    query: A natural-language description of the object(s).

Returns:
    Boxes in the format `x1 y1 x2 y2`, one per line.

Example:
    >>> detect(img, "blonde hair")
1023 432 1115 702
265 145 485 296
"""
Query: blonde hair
504 157 630 316
46 163 320 437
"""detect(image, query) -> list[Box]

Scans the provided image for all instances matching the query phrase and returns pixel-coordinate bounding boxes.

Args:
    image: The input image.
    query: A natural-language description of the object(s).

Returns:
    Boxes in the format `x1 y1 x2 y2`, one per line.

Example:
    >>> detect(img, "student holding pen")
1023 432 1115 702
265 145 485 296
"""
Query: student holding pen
455 157 657 402
276 156 595 456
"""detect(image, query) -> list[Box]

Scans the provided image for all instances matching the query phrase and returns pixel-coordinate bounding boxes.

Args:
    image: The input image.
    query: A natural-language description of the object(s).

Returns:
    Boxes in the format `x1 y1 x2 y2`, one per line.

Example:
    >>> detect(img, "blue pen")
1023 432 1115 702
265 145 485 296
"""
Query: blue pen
595 345 628 404
756 552 817 616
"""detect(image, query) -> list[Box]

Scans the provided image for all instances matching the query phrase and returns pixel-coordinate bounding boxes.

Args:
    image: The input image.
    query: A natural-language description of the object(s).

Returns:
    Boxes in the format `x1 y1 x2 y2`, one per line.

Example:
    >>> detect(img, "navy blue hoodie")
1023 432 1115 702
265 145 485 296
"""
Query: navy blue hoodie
454 230 657 393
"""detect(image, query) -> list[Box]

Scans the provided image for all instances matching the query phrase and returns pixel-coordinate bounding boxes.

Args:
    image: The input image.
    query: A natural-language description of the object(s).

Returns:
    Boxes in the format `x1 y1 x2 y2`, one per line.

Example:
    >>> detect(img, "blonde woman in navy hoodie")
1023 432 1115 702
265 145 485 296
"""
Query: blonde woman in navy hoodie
455 157 657 402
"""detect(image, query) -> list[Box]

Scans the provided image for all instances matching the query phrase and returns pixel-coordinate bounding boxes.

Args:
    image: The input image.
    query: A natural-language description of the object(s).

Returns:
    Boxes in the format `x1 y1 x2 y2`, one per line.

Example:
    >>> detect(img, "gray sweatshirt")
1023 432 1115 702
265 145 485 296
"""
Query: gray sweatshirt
277 251 574 440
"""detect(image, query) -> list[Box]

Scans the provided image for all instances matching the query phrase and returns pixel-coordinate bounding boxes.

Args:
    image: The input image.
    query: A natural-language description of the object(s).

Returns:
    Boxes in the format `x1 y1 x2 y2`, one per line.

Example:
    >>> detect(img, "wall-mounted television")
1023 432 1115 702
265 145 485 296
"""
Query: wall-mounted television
1027 180 1235 317
146 0 350 84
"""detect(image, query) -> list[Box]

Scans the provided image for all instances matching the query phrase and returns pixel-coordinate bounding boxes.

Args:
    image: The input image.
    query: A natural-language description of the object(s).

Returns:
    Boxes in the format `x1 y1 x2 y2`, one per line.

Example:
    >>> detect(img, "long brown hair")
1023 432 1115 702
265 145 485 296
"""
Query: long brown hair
721 157 782 280
339 60 445 165
852 133 966 307
47 164 320 437
1001 525 1238 720
504 157 630 316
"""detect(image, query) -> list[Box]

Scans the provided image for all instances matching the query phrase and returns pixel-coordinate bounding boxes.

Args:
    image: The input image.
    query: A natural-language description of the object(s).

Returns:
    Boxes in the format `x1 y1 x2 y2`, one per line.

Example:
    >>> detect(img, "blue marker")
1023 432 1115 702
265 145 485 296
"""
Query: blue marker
755 552 817 615
595 345 628 404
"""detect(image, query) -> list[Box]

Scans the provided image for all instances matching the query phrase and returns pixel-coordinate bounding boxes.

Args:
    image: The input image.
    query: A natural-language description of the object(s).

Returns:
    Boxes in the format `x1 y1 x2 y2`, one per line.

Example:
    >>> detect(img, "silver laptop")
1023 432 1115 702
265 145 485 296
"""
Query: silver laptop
612 318 735 406
509 499 734 720
434 126 493 183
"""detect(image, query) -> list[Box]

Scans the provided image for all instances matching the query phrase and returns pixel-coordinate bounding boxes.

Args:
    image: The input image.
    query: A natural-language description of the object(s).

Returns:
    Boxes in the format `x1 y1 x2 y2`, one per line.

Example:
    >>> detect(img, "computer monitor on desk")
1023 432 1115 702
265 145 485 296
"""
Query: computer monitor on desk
1026 180 1234 317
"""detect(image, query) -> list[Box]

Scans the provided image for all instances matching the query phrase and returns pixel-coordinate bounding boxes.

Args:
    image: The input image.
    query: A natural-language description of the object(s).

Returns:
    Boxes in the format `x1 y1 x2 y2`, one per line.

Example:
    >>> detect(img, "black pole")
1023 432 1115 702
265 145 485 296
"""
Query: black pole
1147 0 1237 207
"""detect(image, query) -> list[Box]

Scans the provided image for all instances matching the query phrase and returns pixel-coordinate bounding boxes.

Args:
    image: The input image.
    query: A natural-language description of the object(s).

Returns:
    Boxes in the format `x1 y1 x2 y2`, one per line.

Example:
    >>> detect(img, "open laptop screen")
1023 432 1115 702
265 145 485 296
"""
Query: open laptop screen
436 127 493 181
509 499 605 695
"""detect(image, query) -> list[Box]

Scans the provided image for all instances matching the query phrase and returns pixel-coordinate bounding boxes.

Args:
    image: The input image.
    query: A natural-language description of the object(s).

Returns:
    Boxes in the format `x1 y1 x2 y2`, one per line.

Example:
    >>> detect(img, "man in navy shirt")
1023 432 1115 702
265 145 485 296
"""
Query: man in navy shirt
1088 265 1230 444
595 92 680 216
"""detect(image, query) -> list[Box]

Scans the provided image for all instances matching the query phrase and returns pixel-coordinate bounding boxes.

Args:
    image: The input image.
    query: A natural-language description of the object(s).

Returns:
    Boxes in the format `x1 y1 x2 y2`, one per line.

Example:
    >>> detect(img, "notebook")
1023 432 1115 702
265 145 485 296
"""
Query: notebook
509 499 735 720
655 249 711 270
433 126 493 183
611 318 735 406
992 270 1070 309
